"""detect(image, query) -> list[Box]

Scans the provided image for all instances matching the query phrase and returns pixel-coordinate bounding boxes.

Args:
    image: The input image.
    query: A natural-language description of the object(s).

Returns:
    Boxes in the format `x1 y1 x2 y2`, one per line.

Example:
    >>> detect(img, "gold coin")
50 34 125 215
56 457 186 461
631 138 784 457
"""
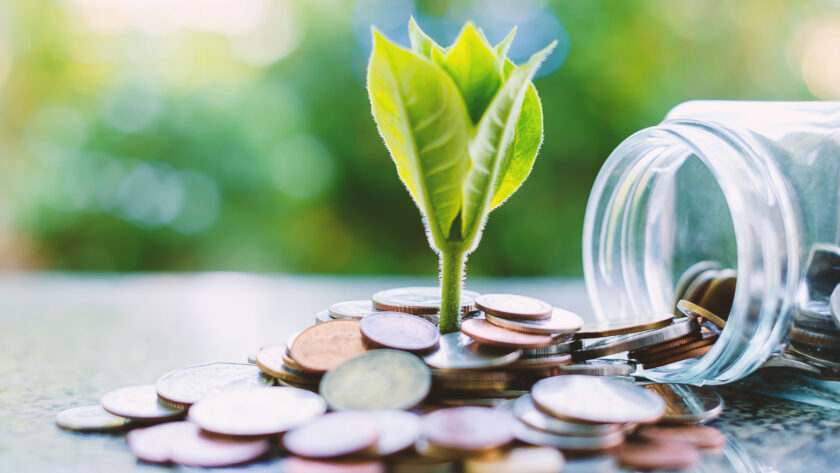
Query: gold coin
291 320 368 374
671 262 723 312
574 314 674 339
677 300 726 330
697 270 736 320
642 345 714 369
633 334 718 364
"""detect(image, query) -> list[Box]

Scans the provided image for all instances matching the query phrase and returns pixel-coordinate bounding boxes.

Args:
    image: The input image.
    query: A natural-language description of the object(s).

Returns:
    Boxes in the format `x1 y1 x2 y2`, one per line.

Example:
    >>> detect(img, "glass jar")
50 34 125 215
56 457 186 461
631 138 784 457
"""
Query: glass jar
583 101 840 385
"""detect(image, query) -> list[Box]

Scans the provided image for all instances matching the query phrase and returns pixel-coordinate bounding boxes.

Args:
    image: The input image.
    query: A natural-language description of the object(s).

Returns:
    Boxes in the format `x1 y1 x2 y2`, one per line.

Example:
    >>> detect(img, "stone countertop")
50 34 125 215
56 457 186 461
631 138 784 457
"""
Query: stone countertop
1 273 839 472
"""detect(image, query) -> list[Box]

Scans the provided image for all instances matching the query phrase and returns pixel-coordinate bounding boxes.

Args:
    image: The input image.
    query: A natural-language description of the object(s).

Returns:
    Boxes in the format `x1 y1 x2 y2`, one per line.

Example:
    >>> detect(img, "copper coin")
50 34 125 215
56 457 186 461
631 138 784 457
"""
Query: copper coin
257 344 320 381
672 261 722 311
169 423 271 467
372 287 479 315
360 312 440 352
284 411 379 458
291 320 368 374
642 345 715 369
682 268 720 305
791 325 840 349
630 332 712 359
632 333 718 362
460 318 554 348
422 407 513 452
574 314 674 339
698 270 736 320
474 294 553 320
101 385 184 422
615 438 700 471
283 457 385 473
638 425 726 449
642 383 723 424
677 300 727 330
484 307 583 335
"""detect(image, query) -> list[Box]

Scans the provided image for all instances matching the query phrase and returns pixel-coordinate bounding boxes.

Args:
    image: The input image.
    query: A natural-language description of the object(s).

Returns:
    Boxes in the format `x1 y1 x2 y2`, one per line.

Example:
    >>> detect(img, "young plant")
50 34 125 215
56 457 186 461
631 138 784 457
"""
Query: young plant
367 18 555 333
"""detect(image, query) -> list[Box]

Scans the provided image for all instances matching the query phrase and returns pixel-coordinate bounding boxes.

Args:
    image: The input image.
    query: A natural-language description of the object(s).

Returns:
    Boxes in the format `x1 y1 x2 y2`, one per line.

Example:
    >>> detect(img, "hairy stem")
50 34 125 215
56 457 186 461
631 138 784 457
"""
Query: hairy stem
439 248 467 334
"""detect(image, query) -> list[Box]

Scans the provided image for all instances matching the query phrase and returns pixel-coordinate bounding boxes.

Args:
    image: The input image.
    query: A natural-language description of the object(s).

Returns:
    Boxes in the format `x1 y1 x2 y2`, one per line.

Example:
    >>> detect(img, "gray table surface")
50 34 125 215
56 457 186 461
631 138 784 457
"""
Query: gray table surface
2 273 840 473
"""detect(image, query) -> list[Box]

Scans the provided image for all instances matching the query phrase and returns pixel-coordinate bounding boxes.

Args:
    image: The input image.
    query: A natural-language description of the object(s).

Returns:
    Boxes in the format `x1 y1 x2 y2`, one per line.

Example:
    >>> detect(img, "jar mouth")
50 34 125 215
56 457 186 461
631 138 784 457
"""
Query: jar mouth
583 121 799 384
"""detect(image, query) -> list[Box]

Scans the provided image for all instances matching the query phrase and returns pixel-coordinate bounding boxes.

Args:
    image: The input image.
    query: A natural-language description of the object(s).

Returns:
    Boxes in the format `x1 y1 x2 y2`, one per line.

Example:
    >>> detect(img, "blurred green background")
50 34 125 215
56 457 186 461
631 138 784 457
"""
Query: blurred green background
0 0 834 275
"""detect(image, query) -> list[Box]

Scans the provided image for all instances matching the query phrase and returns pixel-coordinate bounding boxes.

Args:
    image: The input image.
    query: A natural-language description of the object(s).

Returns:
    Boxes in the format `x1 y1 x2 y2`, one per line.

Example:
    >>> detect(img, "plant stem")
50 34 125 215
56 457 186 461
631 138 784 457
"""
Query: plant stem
439 248 467 334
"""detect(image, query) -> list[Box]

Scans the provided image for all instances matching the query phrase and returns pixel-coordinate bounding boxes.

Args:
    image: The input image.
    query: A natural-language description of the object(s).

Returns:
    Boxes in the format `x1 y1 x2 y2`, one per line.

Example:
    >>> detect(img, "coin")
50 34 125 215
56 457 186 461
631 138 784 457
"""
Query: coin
460 318 554 348
474 294 553 320
615 438 699 471
672 261 723 311
372 287 479 315
638 425 726 449
790 326 840 349
521 340 575 357
329 300 378 320
431 369 515 391
574 314 674 339
155 362 273 407
423 333 520 370
101 385 184 422
641 345 715 369
509 353 572 370
629 331 713 359
633 334 718 364
641 383 723 424
682 268 720 305
128 421 195 463
55 405 132 432
320 349 431 411
188 387 326 436
257 344 318 380
169 422 271 467
284 411 379 458
677 299 727 329
463 446 565 473
316 309 332 324
360 312 440 352
831 284 840 330
368 410 421 456
532 375 665 424
483 307 583 335
511 395 621 437
511 420 625 452
421 407 513 453
549 359 636 377
795 300 838 332
697 270 736 320
283 457 386 473
573 318 700 361
291 320 368 374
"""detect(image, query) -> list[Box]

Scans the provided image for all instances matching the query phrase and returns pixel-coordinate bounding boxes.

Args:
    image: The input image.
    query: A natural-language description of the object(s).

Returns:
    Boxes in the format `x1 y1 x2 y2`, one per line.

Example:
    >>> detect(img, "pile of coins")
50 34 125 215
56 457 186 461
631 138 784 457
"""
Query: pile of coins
58 286 729 472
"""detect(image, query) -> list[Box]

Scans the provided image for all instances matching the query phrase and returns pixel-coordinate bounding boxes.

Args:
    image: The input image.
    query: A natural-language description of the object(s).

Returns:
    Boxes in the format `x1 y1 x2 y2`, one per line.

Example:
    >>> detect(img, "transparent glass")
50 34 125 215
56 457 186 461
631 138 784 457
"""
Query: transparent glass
583 101 840 384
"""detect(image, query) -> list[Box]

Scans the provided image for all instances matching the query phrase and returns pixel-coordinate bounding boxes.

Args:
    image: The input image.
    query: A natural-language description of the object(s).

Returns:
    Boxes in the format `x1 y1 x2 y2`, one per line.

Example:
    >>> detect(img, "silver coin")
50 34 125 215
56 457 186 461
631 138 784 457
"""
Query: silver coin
369 410 422 456
329 300 378 320
510 395 621 437
572 318 699 362
551 359 637 377
55 405 132 432
169 423 271 467
831 285 840 330
188 387 326 436
509 354 572 370
475 294 554 320
484 308 583 335
423 333 521 370
129 421 194 463
315 309 332 324
805 243 840 299
372 287 479 315
521 340 575 357
101 385 184 422
283 411 379 458
156 362 273 406
642 383 724 424
532 375 665 424
512 420 625 452
794 300 838 332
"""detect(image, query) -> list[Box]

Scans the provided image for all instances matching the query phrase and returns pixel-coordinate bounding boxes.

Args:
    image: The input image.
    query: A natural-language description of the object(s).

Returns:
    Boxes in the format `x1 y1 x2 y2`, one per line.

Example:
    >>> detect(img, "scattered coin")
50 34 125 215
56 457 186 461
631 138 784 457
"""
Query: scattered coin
795 299 838 332
629 332 713 359
155 362 273 407
615 438 700 471
320 349 430 411
55 405 132 432
257 345 316 381
360 312 440 352
475 293 553 320
368 410 421 456
422 407 513 453
641 345 715 369
511 420 625 452
672 261 723 312
573 318 700 361
284 411 379 459
372 287 479 315
463 446 565 473
521 340 575 357
697 270 736 320
290 320 368 374
329 300 378 320
509 354 572 370
532 375 665 424
169 423 271 467
831 284 840 330
574 314 674 339
431 369 515 391
283 457 386 473
484 307 583 335
101 385 184 422
423 333 520 370
790 325 840 349
460 318 554 348
633 334 718 365
316 309 333 324
549 359 636 377
188 387 326 436
511 395 621 437
388 455 458 473
682 268 720 305
638 425 727 449
128 421 195 463
677 300 727 330
642 383 724 424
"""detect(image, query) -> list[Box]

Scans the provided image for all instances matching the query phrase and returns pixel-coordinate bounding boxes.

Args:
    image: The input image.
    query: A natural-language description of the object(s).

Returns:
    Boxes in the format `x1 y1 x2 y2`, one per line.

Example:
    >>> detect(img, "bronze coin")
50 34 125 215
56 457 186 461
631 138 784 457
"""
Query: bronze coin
574 314 674 339
283 457 385 473
638 425 726 449
291 320 368 374
615 438 699 471
677 300 727 330
474 294 553 320
360 312 440 352
682 268 720 305
629 332 709 359
671 262 722 312
421 407 513 453
632 333 718 362
284 411 379 459
642 345 714 369
697 270 736 320
791 326 840 349
460 318 554 348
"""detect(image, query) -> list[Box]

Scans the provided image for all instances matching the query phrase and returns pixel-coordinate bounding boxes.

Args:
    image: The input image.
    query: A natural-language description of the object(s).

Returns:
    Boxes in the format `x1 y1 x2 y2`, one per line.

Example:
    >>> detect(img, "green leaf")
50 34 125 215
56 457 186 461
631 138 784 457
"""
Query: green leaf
441 23 503 124
494 27 517 60
409 17 446 63
490 61 542 209
367 30 471 244
461 42 556 237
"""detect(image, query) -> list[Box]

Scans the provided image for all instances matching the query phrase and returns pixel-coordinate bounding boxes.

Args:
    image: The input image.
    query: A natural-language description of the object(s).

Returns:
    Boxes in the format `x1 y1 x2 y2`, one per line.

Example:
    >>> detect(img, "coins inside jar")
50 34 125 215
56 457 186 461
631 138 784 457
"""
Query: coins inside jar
574 314 674 339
